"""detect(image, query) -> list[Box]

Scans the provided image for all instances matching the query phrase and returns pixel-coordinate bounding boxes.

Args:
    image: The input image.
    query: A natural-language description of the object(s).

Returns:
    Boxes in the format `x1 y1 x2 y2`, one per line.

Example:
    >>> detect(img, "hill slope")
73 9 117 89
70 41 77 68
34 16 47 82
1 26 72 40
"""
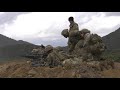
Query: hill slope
102 27 120 50
0 34 39 58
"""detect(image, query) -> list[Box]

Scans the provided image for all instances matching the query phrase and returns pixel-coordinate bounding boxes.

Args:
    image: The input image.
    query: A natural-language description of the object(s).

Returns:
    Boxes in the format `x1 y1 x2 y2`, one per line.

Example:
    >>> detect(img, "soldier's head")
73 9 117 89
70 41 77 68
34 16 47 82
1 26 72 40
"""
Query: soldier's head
41 44 45 49
79 31 84 39
80 29 90 38
68 17 74 24
79 31 85 38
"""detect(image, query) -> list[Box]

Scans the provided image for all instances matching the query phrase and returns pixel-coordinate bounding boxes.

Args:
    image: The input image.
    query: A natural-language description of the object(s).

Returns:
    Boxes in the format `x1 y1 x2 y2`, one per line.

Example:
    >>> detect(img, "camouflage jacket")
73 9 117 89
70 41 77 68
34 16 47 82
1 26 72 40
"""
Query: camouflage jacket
69 22 79 33
83 33 106 51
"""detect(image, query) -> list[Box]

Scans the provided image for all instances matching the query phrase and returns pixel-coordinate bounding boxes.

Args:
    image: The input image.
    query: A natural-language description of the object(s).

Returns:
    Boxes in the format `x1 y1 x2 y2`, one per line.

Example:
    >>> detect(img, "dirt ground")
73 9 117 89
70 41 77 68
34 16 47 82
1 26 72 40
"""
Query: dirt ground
101 62 120 78
0 60 120 78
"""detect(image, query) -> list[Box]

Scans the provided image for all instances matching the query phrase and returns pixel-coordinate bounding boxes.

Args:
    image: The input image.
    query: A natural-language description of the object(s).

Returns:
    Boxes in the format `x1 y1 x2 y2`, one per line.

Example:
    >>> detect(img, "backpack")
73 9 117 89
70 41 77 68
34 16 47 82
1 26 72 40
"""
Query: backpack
90 34 103 45
61 29 69 38
89 34 106 53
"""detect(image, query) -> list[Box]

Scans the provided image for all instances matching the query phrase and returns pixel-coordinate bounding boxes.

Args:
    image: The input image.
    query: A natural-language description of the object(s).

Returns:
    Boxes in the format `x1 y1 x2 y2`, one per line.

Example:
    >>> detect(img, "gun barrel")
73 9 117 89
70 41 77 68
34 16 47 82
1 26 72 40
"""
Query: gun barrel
22 55 40 59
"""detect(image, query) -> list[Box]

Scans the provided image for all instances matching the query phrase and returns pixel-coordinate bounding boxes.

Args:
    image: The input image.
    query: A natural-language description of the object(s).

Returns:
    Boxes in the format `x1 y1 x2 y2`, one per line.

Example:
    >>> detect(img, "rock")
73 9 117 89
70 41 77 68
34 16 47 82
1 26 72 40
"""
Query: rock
28 74 33 77
86 60 114 71
0 64 10 73
28 69 37 75
62 57 83 66
27 61 31 64
31 49 39 53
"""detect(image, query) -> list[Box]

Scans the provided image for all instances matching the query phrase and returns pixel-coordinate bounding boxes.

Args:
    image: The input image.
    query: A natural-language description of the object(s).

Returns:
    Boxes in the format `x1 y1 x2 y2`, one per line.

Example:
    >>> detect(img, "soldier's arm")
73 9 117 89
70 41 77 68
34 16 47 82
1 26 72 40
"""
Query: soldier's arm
71 23 79 31
73 23 79 31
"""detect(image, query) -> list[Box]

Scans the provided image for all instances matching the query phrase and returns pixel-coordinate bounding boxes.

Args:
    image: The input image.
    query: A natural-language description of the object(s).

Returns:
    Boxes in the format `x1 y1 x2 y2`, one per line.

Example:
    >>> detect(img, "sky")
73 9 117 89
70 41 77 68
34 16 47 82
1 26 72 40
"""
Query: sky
0 12 120 47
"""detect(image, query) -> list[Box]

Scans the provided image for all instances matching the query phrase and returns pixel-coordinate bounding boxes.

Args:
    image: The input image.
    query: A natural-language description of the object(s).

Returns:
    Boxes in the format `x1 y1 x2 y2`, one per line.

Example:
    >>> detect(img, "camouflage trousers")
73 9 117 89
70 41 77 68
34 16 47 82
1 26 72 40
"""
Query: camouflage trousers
68 37 79 54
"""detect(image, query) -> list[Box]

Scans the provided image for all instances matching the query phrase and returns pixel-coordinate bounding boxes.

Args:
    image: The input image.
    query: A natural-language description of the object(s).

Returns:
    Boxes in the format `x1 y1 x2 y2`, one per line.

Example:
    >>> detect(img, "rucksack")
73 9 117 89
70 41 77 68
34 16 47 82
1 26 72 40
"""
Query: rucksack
88 34 106 53
80 29 91 34
61 29 69 38
90 34 103 45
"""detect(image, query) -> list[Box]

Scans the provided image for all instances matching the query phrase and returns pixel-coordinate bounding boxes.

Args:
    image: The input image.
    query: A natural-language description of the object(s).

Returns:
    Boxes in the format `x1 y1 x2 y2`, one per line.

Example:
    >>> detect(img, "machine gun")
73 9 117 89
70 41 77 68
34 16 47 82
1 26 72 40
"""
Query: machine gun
22 52 48 60
22 54 42 59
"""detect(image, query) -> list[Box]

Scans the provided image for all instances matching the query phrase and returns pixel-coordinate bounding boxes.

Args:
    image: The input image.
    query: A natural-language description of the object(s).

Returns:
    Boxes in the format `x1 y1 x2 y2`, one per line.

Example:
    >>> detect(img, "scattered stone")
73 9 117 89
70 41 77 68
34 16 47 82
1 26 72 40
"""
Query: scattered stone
28 69 37 75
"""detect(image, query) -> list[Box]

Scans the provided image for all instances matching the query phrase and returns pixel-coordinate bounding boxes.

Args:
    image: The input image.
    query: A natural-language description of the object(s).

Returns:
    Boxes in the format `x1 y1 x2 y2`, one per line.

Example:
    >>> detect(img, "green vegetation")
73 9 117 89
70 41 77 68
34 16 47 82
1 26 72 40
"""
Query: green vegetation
102 50 120 62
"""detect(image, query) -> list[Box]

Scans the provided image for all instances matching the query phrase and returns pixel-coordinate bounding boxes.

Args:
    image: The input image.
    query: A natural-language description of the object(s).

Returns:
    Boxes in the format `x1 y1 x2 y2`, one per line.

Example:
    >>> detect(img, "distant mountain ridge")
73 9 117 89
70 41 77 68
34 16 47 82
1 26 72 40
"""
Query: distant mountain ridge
0 34 39 58
0 34 34 47
102 27 120 50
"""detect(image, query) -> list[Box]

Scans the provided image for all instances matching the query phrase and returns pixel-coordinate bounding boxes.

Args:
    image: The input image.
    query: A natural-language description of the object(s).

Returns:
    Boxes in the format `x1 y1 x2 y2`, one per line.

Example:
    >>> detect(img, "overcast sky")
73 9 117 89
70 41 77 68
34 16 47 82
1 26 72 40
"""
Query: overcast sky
0 12 120 47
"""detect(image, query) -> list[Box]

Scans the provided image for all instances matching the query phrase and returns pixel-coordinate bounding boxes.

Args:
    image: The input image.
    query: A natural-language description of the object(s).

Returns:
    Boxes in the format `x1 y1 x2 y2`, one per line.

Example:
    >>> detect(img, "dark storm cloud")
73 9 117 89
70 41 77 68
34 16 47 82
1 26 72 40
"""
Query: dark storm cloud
0 12 30 25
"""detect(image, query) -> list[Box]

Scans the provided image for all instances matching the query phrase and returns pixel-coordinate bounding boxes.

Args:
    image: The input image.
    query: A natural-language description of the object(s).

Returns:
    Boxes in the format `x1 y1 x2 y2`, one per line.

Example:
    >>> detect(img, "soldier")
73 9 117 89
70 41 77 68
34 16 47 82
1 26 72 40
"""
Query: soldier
80 29 106 61
80 29 91 48
73 29 91 59
67 16 80 54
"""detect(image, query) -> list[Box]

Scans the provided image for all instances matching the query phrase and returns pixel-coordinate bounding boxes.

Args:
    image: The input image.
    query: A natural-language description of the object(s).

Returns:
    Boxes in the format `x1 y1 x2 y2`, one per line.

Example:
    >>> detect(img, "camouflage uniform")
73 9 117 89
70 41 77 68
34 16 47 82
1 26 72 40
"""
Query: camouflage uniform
30 45 54 67
46 48 69 68
81 33 92 61
82 33 106 61
68 22 79 53
83 33 91 47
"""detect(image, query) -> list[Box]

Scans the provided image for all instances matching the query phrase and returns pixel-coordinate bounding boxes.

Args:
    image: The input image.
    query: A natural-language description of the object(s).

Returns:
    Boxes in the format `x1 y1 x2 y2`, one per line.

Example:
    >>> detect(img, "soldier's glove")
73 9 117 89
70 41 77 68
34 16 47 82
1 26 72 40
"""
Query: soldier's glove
64 36 68 38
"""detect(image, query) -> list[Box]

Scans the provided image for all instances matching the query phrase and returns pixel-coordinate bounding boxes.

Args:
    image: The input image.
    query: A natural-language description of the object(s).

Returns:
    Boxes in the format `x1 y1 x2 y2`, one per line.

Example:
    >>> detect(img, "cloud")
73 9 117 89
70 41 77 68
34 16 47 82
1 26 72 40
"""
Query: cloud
105 12 120 16
0 12 30 25
1 12 75 46
80 12 120 36
0 12 120 46
24 36 68 47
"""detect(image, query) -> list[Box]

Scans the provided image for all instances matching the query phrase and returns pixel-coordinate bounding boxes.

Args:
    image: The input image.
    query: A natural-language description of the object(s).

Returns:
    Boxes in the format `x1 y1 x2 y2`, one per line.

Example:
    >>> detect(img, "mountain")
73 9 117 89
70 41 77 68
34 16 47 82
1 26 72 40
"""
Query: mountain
102 27 120 50
0 34 18 47
0 34 34 46
0 34 39 58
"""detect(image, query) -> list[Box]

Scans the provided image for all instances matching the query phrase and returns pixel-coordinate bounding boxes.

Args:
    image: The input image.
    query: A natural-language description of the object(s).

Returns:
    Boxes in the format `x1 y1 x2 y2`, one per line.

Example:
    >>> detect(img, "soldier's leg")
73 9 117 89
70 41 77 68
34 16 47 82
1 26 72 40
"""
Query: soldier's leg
68 40 73 54
68 37 78 54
